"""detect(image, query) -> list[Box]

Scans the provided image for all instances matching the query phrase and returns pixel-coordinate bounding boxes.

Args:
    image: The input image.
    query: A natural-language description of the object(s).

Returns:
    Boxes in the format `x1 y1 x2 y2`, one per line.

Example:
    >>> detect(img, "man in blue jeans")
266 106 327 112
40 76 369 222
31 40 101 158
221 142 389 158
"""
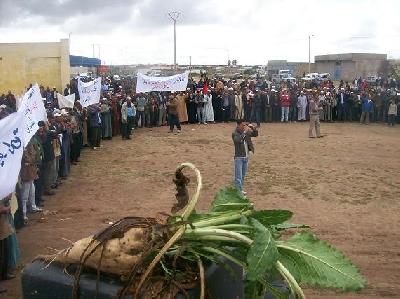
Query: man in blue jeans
232 120 258 195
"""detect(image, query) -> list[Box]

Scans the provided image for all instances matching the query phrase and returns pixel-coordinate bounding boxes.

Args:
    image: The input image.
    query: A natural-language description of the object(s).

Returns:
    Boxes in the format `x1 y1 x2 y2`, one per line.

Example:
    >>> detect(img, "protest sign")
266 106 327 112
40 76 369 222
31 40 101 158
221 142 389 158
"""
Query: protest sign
0 112 24 199
18 84 47 145
78 77 101 107
57 93 75 109
136 72 189 93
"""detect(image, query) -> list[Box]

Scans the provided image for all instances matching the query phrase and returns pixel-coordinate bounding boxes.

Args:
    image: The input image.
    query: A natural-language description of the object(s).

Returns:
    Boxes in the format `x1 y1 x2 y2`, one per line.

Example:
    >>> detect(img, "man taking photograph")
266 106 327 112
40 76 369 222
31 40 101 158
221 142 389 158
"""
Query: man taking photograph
232 120 258 195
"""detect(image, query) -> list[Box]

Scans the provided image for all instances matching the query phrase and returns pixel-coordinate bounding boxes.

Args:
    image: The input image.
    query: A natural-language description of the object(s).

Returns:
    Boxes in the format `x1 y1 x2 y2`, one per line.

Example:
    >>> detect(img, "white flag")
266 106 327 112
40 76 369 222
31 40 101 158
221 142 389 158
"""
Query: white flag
0 112 24 199
136 72 189 93
18 84 48 146
57 93 75 109
78 77 101 108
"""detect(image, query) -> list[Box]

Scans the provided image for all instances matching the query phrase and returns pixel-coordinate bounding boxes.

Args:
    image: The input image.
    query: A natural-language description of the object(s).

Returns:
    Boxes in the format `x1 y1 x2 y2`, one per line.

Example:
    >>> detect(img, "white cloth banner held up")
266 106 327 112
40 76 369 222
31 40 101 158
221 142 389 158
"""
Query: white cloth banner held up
78 77 101 108
136 72 189 93
57 93 75 109
0 112 24 199
18 84 48 146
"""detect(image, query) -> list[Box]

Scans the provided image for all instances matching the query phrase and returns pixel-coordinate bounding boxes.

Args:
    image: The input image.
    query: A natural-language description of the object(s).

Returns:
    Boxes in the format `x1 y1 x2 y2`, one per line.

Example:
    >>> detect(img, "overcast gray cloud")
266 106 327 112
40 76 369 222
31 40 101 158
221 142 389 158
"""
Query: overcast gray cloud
0 0 399 65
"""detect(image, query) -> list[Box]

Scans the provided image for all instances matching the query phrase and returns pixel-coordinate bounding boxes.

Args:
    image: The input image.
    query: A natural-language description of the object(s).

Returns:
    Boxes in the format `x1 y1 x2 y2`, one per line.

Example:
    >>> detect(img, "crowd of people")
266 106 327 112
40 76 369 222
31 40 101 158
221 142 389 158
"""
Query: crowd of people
0 73 399 293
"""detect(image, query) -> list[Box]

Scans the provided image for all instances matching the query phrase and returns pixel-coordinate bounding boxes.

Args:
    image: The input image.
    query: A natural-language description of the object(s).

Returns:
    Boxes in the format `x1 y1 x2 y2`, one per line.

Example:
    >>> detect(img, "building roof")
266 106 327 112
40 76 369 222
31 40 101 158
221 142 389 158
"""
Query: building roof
315 53 387 62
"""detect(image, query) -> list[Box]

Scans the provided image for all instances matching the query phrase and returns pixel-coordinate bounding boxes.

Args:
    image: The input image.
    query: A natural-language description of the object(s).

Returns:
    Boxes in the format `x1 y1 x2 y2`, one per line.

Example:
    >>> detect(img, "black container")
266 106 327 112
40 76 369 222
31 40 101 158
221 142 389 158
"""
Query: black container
22 260 289 298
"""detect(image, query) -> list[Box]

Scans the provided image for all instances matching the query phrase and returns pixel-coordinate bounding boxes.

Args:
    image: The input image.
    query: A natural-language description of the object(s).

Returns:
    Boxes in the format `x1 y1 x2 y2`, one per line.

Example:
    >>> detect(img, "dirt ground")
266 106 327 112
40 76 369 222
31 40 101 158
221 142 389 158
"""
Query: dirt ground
2 122 400 299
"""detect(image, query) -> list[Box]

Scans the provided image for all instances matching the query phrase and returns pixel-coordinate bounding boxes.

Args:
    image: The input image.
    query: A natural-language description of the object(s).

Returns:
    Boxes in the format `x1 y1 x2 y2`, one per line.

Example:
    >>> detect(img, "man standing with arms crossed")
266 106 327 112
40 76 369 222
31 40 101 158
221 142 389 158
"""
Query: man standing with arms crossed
232 120 258 195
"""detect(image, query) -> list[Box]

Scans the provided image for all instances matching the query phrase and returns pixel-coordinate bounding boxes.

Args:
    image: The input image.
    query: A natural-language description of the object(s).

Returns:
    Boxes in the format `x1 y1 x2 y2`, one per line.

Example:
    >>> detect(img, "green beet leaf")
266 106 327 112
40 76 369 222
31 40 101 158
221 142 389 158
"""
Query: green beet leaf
211 186 253 213
277 232 366 291
246 218 278 281
252 210 293 226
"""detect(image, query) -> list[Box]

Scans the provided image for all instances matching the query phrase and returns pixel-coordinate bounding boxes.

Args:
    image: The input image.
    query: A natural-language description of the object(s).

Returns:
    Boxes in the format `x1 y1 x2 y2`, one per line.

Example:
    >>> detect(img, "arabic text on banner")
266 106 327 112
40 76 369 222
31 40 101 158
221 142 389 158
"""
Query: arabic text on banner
0 112 24 199
78 77 101 108
136 72 189 93
18 84 48 146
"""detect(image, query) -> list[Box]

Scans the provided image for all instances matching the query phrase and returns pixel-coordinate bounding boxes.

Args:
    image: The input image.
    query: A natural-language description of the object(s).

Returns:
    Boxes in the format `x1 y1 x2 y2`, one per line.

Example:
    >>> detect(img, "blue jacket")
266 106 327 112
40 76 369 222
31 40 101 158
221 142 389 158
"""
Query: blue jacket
361 98 373 112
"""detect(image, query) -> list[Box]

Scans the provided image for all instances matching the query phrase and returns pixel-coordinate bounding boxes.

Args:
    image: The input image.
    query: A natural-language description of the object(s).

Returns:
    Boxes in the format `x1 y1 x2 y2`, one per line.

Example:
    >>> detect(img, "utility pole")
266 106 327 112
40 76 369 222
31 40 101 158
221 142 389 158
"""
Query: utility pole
92 44 95 58
189 55 192 72
308 35 314 74
98 45 101 64
168 11 181 70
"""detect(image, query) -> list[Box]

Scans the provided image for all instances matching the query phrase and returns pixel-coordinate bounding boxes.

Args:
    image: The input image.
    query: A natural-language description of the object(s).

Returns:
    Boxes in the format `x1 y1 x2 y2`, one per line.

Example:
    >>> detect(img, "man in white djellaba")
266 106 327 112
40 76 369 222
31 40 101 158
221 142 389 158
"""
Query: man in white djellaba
204 90 214 123
297 91 308 121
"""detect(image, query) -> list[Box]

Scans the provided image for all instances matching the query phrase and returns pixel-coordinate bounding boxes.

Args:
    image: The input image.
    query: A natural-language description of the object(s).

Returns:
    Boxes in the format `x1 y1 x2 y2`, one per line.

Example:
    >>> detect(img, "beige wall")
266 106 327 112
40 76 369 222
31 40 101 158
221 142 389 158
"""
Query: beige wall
315 59 387 81
0 39 70 95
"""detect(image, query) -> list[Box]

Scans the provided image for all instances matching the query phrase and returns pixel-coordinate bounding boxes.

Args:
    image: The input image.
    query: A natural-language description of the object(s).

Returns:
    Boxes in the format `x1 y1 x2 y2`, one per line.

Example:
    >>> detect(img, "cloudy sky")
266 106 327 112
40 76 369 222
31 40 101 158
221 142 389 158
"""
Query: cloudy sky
1 0 399 65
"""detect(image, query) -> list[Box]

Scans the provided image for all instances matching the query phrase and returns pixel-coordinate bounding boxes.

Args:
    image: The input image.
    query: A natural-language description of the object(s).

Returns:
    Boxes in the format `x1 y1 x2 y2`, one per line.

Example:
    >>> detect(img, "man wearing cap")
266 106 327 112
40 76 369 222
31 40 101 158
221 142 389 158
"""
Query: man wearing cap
309 95 323 138
280 89 290 122
232 120 258 195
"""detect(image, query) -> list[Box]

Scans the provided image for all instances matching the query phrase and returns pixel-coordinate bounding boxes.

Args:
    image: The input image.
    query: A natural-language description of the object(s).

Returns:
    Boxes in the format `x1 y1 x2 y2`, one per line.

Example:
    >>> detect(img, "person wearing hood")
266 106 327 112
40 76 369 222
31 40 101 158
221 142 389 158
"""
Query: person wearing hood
297 91 308 121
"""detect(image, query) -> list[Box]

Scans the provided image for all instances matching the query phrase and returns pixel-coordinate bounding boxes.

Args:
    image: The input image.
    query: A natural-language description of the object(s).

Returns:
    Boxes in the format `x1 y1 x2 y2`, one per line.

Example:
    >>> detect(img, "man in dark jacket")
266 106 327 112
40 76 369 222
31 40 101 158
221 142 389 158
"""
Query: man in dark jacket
87 104 101 149
37 121 58 196
232 120 258 195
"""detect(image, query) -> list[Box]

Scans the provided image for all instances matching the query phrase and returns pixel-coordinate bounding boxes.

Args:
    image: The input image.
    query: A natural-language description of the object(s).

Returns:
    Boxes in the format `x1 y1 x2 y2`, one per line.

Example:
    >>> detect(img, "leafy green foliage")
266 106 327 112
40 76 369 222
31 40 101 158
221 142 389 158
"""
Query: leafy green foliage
246 219 278 281
252 210 293 226
211 187 253 213
160 186 366 299
277 232 366 291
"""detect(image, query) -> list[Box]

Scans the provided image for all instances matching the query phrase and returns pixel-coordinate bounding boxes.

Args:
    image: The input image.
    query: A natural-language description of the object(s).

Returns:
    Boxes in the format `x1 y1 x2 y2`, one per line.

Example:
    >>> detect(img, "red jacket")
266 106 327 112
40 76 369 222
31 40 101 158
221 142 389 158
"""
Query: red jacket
280 94 290 107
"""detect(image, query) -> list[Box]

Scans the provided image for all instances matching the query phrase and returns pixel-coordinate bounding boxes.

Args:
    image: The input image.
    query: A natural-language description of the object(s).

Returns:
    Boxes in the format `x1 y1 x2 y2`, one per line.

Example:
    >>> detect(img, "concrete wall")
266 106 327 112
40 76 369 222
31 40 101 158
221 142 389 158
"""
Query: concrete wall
0 39 70 95
315 61 356 81
314 53 387 81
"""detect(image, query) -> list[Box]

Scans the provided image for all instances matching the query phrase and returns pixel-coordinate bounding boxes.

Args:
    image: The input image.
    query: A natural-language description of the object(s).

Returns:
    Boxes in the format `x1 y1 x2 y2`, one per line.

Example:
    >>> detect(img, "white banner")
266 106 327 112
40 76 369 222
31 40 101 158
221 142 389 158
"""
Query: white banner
0 112 24 199
78 77 101 107
57 93 75 109
136 72 189 93
18 84 48 146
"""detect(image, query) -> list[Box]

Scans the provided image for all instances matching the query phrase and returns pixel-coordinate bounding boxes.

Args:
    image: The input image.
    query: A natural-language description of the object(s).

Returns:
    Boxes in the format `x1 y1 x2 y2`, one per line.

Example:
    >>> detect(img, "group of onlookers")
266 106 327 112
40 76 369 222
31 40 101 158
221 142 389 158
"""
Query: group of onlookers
0 74 399 293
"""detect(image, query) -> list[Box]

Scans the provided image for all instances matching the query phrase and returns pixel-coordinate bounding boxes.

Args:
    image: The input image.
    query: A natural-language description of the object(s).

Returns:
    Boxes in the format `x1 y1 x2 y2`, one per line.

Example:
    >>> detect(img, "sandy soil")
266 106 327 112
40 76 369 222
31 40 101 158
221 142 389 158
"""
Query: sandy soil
2 122 400 299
